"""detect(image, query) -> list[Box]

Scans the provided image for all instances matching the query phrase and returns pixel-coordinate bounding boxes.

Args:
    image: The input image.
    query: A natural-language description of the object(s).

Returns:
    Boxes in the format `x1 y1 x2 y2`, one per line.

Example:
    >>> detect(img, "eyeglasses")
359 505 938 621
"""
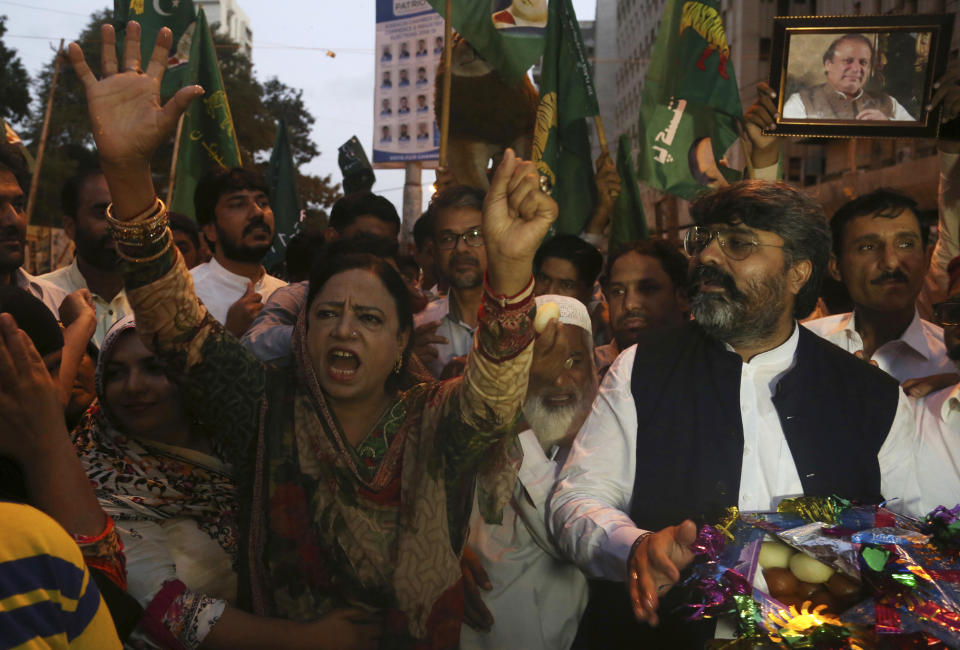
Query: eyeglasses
683 226 785 261
435 226 484 250
933 298 960 327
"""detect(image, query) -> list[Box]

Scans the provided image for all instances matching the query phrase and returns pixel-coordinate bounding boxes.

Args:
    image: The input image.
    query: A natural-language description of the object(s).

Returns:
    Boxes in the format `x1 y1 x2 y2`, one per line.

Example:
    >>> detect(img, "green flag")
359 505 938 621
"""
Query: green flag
636 0 742 201
425 0 545 83
113 0 196 100
609 135 648 250
532 0 599 235
168 8 241 220
261 119 302 272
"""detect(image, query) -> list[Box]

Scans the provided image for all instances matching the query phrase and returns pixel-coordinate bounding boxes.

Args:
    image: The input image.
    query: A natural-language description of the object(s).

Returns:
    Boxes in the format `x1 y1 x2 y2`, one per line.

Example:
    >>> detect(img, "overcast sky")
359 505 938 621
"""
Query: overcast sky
2 0 596 214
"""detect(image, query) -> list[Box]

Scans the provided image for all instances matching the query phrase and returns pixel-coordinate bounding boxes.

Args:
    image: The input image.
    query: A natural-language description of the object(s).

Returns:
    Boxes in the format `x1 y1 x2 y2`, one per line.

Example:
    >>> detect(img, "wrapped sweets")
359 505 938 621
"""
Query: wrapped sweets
676 499 960 648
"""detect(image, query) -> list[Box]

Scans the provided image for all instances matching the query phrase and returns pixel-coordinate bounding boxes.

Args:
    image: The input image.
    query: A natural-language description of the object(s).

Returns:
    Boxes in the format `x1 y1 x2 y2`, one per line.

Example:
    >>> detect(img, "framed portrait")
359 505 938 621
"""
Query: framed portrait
766 14 954 138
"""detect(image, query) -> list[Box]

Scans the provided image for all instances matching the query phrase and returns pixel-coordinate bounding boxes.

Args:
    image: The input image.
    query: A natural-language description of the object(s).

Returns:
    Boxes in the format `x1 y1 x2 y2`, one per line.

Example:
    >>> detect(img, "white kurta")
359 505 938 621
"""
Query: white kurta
189 257 286 326
549 325 957 583
460 430 588 650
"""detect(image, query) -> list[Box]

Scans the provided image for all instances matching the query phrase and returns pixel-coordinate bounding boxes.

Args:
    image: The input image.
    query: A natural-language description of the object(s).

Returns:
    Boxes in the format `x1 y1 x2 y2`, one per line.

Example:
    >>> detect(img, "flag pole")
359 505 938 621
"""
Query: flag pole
593 115 610 158
26 39 64 224
166 114 185 205
438 0 453 168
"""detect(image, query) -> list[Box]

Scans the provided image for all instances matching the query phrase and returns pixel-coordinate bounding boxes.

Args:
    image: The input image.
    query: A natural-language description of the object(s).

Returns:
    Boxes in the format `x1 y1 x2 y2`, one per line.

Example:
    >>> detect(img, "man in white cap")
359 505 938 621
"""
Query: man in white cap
460 295 596 650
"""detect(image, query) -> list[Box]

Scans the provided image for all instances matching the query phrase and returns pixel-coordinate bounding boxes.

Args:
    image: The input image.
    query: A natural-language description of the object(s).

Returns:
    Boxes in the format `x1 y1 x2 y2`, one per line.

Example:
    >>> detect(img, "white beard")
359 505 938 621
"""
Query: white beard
522 392 590 452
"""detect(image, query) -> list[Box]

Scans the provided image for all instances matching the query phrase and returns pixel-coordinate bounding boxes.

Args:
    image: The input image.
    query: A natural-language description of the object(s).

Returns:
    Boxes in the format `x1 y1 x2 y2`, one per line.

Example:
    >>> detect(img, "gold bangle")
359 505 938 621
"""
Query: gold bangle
115 228 174 264
106 198 168 244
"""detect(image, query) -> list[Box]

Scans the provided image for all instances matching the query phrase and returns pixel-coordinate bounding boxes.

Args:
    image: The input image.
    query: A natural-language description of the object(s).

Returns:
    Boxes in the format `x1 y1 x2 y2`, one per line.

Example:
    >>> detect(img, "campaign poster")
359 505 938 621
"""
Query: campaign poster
373 0 444 167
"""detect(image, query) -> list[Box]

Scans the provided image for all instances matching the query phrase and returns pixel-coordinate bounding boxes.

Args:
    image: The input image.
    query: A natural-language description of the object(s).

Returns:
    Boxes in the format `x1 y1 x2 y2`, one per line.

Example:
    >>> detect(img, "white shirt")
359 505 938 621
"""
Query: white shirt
912 383 960 516
783 89 915 121
40 258 130 347
804 310 956 382
14 267 67 319
190 257 286 326
413 293 476 377
460 430 588 650
549 326 945 583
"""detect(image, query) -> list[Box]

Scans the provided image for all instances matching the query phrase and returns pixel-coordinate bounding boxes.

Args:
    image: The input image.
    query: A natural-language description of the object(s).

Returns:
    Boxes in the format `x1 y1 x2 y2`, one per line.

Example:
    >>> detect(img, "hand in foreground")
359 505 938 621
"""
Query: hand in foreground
742 82 781 169
0 313 67 462
225 282 264 338
461 546 494 632
68 22 202 168
627 520 697 626
530 318 566 377
482 149 558 297
312 608 383 650
59 289 97 332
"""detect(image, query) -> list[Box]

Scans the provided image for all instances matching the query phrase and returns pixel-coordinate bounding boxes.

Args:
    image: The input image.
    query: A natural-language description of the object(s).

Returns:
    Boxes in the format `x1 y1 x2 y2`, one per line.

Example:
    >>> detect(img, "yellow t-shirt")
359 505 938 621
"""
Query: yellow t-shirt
0 502 121 650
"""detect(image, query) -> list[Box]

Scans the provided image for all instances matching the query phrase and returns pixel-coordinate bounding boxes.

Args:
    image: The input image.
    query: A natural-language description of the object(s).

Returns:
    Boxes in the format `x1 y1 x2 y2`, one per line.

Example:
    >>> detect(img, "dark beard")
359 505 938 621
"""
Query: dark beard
75 230 119 272
216 223 272 264
688 263 788 348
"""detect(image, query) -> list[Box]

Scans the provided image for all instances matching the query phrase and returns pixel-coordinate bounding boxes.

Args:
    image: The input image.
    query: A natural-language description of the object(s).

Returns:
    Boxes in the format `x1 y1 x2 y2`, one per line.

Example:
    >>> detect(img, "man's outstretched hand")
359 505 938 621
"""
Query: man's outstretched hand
627 520 698 626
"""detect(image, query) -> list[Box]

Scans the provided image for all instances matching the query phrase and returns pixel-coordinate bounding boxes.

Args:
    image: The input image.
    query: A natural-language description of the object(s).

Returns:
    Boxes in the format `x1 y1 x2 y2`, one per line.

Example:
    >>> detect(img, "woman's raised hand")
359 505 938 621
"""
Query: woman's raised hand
68 22 202 168
482 149 559 297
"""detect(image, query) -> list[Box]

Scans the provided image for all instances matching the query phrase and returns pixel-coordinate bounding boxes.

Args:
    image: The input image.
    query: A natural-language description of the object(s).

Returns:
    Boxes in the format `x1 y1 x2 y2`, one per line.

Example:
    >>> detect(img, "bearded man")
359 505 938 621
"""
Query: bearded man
413 185 488 377
189 167 286 337
41 167 127 346
550 180 960 648
461 295 595 650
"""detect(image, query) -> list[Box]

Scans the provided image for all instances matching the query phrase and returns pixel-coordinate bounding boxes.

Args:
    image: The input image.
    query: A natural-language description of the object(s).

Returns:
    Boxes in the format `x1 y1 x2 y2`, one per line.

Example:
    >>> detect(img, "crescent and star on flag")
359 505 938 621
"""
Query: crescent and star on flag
128 0 181 16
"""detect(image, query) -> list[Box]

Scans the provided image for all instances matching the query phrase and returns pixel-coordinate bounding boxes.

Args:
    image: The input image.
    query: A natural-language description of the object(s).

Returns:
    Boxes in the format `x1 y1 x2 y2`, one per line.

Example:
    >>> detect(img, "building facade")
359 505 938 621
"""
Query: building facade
196 0 253 58
598 0 960 239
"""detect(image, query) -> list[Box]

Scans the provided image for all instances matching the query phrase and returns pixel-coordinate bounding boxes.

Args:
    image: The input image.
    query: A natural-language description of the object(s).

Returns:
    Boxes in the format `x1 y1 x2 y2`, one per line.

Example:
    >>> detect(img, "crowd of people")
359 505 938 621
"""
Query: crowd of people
1 21 960 650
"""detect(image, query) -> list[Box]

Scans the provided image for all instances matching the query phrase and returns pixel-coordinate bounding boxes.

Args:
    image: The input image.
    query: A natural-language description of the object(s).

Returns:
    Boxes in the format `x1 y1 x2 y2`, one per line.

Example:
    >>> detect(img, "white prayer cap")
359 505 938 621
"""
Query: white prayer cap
534 294 592 335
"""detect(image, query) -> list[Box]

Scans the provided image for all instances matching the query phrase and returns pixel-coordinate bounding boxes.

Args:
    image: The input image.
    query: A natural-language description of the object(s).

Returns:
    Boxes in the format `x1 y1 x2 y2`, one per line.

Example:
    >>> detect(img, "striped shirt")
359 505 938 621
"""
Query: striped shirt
0 502 120 649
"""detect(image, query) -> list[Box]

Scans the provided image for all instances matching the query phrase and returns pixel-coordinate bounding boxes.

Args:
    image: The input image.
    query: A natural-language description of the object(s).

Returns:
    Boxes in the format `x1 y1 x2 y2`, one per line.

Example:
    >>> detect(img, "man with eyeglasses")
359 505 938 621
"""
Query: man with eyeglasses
549 180 960 648
412 185 488 378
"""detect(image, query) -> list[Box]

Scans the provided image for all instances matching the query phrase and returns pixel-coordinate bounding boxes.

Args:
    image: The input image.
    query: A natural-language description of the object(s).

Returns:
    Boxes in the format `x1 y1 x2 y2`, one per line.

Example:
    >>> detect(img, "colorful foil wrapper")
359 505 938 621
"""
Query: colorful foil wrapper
777 496 850 526
681 501 960 648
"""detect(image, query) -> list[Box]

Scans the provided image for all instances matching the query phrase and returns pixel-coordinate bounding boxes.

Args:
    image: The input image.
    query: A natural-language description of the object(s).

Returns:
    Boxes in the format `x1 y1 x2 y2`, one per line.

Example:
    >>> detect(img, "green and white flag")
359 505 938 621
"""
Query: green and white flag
610 135 647 250
532 0 599 235
168 8 241 220
114 0 197 100
425 0 545 82
636 0 742 200
261 119 302 272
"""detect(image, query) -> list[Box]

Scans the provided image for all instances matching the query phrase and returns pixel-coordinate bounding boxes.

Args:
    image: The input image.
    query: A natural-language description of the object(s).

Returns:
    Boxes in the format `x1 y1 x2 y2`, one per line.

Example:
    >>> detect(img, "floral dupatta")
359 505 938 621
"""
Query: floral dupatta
247 312 465 646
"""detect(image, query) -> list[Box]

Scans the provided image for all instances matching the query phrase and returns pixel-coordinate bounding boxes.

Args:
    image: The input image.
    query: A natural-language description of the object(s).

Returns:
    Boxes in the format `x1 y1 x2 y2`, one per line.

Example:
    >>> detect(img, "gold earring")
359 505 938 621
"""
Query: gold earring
393 352 404 374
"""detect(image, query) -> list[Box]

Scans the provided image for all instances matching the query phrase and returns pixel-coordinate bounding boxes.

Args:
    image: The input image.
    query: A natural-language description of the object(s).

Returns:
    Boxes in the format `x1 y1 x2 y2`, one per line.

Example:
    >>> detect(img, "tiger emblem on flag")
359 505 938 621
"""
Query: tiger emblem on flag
679 1 730 79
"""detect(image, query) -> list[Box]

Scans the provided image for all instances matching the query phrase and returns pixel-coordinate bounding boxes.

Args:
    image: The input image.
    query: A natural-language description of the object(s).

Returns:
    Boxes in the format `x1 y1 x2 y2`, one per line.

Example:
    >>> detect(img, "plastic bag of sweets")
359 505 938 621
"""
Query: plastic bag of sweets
679 499 960 648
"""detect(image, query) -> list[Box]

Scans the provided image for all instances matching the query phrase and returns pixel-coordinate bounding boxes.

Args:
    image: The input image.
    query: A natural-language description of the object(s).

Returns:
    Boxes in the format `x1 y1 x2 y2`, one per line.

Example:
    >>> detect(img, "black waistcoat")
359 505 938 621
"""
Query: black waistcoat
573 323 899 649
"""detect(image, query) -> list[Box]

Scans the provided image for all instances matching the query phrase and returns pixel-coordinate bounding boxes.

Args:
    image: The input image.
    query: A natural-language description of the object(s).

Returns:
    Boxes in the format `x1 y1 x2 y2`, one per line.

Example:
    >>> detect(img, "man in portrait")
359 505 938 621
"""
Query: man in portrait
492 0 548 29
782 33 915 121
